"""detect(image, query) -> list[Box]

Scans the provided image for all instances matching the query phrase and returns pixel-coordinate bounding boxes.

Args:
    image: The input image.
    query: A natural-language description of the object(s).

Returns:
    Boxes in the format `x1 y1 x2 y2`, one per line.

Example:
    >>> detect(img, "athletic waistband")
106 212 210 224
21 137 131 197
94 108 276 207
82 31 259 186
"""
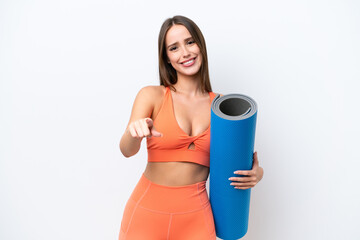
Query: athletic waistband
127 173 209 214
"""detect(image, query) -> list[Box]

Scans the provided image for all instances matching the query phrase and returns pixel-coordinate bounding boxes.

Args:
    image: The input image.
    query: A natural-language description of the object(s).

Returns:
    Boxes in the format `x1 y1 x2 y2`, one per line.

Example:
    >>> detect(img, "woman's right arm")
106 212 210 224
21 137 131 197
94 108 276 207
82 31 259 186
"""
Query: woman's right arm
119 86 162 158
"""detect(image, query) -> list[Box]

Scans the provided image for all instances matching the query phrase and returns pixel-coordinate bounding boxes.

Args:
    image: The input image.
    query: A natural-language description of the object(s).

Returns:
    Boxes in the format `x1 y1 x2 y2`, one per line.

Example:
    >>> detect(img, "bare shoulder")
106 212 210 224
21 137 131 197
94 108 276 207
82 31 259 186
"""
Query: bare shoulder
126 85 165 124
138 85 165 99
133 85 164 106
212 91 224 97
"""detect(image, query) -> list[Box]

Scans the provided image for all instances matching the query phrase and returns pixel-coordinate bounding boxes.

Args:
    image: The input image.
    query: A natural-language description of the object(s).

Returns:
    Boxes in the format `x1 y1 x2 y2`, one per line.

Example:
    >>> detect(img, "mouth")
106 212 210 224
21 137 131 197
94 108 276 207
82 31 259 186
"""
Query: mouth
181 57 196 67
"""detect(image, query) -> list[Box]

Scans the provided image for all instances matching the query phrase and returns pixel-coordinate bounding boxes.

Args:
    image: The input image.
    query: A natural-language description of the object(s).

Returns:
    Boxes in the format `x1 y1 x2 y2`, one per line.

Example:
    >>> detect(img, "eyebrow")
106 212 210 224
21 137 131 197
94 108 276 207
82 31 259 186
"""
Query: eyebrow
167 37 193 49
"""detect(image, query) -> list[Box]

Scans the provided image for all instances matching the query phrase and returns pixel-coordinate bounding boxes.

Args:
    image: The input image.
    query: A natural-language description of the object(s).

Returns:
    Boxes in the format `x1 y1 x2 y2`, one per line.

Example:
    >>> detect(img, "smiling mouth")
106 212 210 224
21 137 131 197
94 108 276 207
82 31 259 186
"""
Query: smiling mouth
181 57 196 66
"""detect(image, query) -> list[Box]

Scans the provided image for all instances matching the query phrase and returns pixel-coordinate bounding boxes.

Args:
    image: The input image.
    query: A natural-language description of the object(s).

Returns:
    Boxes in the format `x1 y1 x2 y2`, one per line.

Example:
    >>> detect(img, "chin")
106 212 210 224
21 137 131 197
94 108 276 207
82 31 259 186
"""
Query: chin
182 68 201 76
180 71 200 77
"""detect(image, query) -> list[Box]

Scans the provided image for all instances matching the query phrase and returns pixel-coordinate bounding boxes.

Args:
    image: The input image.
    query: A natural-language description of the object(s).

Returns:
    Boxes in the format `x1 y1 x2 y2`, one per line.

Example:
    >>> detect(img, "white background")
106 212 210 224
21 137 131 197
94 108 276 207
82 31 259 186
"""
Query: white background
1 0 359 239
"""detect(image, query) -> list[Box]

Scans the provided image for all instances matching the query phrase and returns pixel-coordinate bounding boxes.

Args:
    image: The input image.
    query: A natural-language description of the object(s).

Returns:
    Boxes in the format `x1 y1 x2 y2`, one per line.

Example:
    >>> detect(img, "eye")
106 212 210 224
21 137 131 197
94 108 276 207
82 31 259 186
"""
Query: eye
187 40 195 45
169 46 177 51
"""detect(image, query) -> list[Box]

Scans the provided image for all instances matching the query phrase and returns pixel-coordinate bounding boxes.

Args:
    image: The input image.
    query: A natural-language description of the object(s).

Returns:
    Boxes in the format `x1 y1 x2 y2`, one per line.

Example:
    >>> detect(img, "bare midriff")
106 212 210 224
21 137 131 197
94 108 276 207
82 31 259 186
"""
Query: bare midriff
143 161 209 186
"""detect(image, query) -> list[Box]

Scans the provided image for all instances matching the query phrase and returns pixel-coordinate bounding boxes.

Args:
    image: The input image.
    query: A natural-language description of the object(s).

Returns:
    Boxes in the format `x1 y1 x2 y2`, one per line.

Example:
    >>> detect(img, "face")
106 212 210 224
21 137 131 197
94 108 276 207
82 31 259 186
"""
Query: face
165 24 202 78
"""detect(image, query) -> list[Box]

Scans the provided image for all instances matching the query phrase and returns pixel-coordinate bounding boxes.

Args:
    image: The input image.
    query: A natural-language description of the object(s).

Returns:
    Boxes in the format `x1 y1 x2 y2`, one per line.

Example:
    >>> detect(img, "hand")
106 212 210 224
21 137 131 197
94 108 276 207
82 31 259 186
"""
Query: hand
127 118 163 139
228 151 263 190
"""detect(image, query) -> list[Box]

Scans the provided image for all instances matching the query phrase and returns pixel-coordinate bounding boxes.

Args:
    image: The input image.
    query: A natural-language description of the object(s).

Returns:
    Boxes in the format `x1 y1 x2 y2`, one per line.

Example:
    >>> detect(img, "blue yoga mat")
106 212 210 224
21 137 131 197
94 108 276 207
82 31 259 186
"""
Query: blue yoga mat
209 94 258 240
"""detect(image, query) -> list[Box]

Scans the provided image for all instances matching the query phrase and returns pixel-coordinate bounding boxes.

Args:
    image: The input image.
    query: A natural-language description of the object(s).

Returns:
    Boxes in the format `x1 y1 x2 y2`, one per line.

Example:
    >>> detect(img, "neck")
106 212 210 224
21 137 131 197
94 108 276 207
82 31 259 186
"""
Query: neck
173 73 203 97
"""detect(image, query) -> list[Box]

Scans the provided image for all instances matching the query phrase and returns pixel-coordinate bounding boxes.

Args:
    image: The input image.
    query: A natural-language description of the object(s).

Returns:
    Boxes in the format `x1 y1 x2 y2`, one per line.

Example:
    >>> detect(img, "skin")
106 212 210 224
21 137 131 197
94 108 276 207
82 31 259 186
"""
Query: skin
119 24 263 188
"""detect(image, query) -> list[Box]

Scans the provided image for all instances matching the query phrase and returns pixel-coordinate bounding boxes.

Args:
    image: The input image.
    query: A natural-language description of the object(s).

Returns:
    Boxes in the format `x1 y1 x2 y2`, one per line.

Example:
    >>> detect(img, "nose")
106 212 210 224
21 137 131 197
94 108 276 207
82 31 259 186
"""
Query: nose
181 45 191 58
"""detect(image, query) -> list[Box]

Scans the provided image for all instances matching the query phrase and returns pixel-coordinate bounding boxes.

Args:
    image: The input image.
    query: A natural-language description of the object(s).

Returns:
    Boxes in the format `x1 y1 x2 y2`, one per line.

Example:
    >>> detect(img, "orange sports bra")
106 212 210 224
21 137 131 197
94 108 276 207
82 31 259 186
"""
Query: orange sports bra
146 86 217 167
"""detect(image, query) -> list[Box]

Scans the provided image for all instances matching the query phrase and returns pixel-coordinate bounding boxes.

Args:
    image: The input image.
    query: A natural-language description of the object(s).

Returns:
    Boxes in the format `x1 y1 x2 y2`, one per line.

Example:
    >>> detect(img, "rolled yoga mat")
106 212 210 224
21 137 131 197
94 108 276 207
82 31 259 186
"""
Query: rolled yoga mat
209 93 258 240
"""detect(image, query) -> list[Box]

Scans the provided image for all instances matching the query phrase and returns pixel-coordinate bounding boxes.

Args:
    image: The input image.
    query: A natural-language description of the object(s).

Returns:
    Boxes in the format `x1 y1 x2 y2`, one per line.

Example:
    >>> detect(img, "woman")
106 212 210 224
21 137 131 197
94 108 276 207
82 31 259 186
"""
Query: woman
118 15 263 240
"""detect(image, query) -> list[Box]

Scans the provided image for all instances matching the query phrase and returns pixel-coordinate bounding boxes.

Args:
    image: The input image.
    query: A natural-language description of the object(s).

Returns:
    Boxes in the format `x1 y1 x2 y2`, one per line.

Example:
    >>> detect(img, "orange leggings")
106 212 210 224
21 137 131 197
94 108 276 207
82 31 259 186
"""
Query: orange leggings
118 173 216 240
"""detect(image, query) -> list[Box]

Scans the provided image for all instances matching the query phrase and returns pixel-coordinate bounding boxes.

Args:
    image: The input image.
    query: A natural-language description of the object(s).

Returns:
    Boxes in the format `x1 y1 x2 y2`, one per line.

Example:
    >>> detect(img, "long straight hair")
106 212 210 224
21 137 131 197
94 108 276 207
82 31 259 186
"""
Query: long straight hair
158 15 212 93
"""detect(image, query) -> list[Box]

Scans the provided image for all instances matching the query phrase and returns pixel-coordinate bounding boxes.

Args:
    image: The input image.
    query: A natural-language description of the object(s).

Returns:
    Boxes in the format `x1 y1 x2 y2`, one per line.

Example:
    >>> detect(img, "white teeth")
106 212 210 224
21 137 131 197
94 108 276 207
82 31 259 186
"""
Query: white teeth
183 59 194 65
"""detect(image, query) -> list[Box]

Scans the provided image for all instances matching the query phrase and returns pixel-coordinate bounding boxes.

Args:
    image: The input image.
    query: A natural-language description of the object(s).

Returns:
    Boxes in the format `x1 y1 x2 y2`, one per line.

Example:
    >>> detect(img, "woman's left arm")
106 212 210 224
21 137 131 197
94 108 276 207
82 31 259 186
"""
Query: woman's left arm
228 152 264 190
